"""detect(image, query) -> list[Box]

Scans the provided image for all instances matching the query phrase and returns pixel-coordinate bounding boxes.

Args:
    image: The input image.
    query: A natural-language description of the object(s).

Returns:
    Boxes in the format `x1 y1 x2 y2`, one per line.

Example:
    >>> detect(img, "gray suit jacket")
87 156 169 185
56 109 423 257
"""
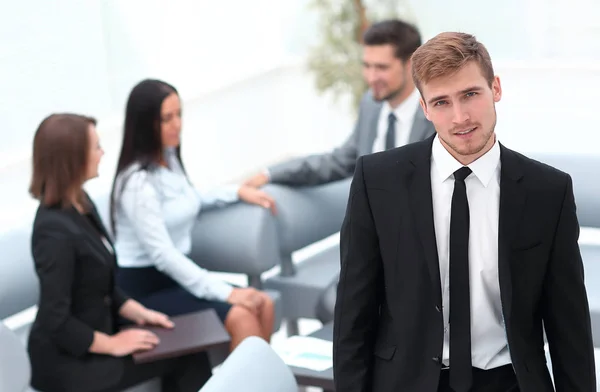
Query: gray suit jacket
268 91 436 186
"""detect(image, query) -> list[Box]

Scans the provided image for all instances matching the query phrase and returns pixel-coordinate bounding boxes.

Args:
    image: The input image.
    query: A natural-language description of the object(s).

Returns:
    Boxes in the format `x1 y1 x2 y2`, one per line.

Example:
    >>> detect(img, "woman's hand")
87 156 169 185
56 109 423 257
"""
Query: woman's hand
237 185 277 215
119 299 174 328
136 309 175 329
108 329 160 357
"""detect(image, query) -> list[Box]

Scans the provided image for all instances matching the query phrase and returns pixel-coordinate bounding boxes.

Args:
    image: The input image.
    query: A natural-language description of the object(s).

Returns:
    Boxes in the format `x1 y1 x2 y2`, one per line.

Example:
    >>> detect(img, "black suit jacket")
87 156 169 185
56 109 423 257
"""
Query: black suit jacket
333 136 595 392
28 196 130 392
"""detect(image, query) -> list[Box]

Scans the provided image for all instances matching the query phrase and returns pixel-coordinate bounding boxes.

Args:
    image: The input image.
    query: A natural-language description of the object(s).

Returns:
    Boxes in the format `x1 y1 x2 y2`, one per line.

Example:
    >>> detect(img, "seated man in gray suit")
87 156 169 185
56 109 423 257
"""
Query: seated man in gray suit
245 19 436 323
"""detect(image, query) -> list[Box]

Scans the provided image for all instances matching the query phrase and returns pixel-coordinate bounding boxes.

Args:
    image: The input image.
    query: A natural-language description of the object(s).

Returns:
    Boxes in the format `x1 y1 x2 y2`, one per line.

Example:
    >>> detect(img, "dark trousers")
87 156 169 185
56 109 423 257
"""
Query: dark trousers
437 364 519 392
116 266 232 323
101 351 211 392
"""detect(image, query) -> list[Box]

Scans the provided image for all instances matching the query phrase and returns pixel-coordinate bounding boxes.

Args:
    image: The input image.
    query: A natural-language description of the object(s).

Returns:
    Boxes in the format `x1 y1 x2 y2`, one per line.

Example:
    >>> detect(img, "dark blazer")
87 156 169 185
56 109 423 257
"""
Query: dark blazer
333 135 595 392
28 196 130 392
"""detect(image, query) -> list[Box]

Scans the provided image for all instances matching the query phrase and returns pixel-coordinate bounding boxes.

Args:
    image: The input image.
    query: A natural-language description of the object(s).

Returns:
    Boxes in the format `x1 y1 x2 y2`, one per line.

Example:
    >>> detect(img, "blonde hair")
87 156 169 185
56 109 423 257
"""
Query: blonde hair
411 32 494 94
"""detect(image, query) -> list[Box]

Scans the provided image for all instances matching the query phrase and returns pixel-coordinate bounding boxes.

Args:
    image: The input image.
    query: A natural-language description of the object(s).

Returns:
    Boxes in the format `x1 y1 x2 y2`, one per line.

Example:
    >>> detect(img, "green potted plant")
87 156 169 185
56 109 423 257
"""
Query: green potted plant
306 0 416 112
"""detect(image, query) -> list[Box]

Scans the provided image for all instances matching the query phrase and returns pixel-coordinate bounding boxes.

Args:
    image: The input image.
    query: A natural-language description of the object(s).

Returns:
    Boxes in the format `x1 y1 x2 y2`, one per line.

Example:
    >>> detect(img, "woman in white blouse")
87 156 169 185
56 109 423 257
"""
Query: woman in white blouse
110 79 276 351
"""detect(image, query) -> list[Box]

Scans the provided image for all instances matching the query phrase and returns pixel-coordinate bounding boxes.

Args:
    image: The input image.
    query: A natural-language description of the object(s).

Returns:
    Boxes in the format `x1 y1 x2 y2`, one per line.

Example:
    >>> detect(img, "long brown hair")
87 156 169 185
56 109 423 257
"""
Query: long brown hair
109 79 186 234
29 113 97 209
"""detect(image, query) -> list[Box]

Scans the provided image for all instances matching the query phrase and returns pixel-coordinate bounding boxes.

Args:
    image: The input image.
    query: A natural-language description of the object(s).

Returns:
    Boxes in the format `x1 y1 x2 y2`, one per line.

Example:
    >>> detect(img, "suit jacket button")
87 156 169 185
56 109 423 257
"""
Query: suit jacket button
432 356 442 364
435 305 442 312
104 295 112 306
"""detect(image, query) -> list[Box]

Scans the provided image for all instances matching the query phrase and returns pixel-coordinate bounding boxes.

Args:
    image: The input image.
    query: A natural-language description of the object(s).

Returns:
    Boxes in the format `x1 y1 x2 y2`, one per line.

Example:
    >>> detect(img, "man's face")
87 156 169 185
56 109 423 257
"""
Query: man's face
362 44 409 102
419 61 502 163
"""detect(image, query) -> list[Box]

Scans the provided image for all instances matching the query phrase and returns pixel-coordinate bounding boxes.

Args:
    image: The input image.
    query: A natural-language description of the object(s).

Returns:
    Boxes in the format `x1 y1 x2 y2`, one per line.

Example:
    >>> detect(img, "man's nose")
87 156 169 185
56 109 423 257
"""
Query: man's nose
452 103 470 125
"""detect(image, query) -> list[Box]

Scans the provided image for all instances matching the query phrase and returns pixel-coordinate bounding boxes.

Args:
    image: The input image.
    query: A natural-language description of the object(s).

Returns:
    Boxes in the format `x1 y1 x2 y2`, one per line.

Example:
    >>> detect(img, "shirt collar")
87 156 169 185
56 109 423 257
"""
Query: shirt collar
382 87 421 124
431 134 500 187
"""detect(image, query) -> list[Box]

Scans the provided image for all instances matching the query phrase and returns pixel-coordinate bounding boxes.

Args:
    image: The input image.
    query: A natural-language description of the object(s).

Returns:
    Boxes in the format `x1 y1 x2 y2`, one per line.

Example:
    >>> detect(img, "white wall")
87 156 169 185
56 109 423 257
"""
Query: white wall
408 0 600 61
0 0 309 169
0 1 113 163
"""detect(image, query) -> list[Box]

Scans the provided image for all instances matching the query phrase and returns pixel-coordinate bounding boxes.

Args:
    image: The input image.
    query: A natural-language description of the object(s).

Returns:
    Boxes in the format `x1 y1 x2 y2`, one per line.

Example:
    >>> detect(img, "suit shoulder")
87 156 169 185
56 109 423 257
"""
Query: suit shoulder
33 206 79 236
362 138 430 172
506 148 571 190
359 90 381 111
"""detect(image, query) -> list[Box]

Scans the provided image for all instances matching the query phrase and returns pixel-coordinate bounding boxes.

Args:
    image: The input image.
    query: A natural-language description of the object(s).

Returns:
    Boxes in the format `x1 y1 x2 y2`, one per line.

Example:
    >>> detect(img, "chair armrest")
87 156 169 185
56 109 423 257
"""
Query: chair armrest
0 322 31 392
263 178 351 255
188 203 280 276
0 225 39 320
526 152 600 228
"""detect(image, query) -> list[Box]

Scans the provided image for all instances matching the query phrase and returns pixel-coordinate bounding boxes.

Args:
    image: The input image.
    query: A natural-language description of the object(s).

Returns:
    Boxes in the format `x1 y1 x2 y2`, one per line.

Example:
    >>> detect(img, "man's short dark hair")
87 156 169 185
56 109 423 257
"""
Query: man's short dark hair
363 19 422 62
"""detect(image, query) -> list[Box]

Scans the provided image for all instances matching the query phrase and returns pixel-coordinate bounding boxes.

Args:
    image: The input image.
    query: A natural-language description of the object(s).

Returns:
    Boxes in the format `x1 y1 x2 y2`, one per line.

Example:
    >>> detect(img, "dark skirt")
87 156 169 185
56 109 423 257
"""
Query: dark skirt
116 266 232 323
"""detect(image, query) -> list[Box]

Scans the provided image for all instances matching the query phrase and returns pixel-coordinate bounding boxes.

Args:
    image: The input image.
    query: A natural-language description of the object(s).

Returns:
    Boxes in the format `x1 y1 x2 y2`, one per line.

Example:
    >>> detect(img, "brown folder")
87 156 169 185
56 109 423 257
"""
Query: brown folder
125 309 231 364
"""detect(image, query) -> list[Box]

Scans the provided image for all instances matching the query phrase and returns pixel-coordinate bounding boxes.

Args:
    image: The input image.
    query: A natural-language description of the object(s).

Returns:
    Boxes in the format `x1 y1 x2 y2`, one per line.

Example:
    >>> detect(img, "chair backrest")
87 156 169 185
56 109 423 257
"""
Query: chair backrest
528 153 600 229
0 223 38 320
0 322 31 392
265 178 351 256
199 336 297 392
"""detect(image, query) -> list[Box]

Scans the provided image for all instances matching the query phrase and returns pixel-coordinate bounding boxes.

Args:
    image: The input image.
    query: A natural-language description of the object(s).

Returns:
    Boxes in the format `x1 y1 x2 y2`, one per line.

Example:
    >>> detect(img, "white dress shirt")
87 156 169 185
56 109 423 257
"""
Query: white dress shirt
371 87 421 153
113 148 239 302
430 135 511 369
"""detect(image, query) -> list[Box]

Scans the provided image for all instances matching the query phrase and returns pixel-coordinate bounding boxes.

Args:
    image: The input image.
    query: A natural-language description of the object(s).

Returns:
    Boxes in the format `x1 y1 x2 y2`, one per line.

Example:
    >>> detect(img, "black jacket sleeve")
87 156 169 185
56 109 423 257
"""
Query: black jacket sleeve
32 224 95 357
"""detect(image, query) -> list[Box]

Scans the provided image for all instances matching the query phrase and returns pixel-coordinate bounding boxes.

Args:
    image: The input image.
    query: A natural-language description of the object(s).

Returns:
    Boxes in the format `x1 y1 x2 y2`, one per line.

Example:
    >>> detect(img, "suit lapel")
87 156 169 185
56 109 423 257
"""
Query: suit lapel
362 102 382 155
71 206 116 265
87 201 115 249
408 136 442 304
498 145 526 322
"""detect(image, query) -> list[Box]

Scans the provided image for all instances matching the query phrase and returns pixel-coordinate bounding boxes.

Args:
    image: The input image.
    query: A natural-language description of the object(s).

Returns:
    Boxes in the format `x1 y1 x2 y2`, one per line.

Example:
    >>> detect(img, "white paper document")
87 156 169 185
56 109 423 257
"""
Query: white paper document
275 335 333 371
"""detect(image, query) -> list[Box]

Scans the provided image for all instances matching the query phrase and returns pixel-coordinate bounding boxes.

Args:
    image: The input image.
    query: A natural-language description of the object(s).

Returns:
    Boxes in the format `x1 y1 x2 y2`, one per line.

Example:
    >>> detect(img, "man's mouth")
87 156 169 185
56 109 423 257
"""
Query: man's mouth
455 127 476 135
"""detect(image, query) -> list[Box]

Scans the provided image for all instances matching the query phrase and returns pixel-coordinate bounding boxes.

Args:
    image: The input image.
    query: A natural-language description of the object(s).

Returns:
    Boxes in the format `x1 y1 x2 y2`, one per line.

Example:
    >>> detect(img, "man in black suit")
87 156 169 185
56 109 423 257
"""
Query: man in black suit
333 31 595 392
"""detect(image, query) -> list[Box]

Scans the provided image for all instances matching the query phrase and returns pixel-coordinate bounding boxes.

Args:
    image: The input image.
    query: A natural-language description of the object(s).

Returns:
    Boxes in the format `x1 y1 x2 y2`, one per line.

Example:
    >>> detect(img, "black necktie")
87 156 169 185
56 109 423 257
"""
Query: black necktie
449 166 473 392
385 113 396 150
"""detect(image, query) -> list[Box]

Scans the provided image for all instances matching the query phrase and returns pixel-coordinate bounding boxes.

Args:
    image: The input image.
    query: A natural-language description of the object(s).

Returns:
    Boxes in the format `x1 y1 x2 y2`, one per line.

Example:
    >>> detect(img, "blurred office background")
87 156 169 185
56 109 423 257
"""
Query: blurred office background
0 3 599 389
0 0 599 231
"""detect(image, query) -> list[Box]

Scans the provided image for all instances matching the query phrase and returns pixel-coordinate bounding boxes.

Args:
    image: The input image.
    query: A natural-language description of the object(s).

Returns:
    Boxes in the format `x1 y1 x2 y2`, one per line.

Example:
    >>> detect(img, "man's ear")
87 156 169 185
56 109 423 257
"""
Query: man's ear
492 75 502 103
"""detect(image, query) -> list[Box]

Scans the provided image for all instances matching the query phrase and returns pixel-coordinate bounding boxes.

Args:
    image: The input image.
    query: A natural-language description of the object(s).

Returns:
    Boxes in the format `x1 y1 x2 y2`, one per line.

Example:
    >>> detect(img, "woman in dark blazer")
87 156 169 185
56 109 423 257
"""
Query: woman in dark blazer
27 113 212 392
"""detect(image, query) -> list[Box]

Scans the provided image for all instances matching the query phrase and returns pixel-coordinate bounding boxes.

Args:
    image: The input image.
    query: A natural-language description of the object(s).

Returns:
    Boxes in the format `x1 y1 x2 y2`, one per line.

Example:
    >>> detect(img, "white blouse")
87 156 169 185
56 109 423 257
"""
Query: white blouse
113 148 238 302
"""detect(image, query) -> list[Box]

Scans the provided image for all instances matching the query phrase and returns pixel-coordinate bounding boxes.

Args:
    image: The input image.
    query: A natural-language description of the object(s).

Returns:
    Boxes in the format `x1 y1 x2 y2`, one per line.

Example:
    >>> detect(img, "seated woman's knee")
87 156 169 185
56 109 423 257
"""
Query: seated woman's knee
225 305 259 328
261 294 274 313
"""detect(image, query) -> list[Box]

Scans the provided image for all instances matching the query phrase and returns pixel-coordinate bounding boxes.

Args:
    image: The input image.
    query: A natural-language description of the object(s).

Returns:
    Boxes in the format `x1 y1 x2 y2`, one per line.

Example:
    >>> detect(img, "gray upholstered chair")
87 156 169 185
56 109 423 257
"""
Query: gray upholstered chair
199 336 297 392
0 322 31 392
189 202 281 288
528 153 600 346
0 224 38 322
1 189 286 392
262 179 350 334
526 153 600 229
